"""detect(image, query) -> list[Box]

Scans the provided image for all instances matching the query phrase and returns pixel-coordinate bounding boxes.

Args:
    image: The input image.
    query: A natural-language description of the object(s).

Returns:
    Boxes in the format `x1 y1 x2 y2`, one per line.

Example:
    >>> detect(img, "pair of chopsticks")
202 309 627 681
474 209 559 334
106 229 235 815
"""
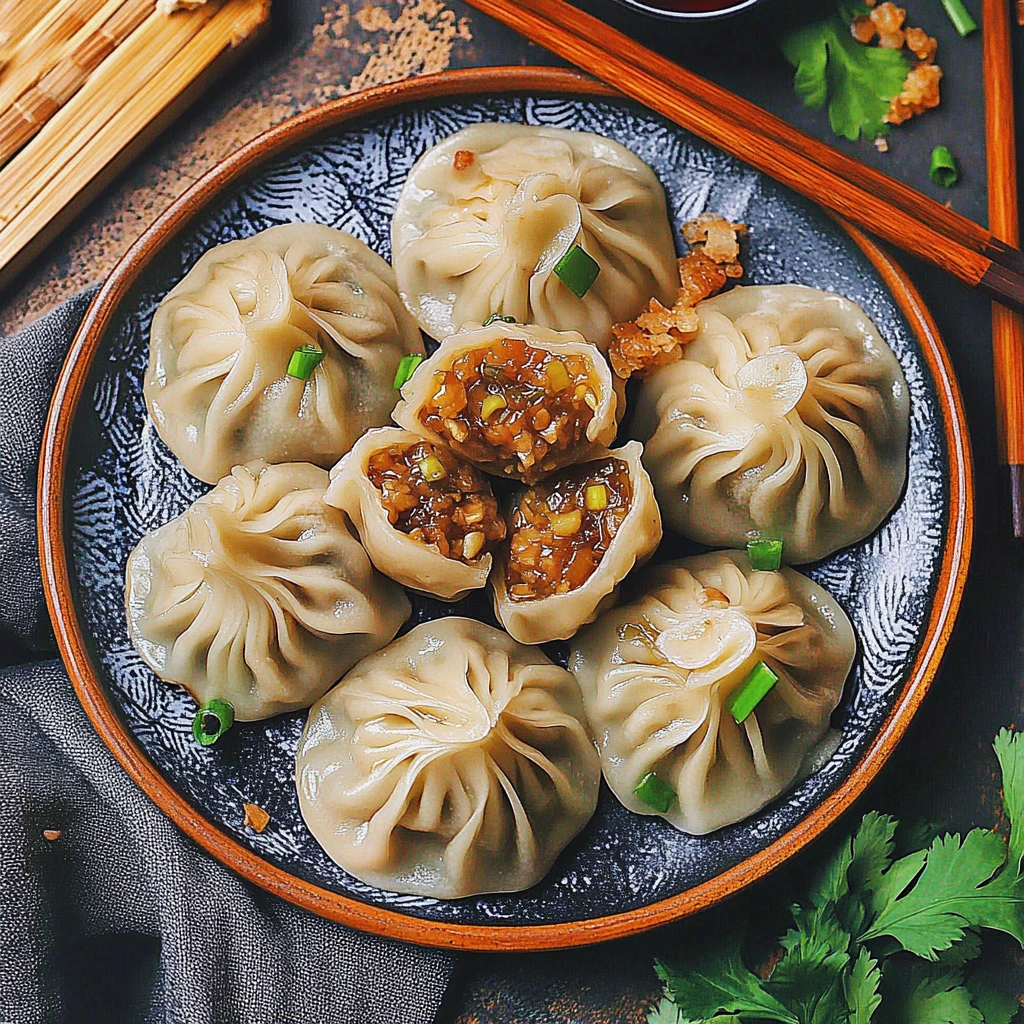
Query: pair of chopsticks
983 0 1024 537
462 0 1024 536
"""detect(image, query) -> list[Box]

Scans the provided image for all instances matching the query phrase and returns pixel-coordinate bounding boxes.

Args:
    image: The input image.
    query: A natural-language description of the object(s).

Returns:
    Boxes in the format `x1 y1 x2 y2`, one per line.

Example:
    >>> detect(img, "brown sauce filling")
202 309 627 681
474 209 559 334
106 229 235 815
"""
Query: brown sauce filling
418 336 599 482
366 441 505 564
505 457 632 600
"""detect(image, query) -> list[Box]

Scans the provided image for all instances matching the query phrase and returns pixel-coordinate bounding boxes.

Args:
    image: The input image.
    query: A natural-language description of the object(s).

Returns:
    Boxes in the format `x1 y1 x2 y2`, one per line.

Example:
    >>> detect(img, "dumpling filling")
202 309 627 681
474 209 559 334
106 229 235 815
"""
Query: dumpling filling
418 336 600 481
365 441 505 564
506 457 633 600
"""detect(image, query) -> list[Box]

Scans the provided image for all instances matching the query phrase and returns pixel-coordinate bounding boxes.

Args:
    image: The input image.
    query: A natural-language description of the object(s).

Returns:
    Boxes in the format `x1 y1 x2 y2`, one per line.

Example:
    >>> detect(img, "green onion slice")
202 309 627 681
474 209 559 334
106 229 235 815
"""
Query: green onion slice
393 353 424 390
747 538 783 571
553 244 600 299
286 344 324 381
633 771 676 813
726 662 780 725
192 699 235 747
929 146 959 188
483 313 518 327
940 0 977 36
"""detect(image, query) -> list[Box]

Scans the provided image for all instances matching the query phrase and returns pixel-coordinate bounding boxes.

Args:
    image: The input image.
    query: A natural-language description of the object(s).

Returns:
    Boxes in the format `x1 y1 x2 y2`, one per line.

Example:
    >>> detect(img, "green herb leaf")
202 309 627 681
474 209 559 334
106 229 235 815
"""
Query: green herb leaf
861 830 1024 958
880 963 983 1024
645 997 684 1024
965 961 1021 1024
993 728 1024 873
656 939 800 1024
844 947 882 1024
779 15 910 141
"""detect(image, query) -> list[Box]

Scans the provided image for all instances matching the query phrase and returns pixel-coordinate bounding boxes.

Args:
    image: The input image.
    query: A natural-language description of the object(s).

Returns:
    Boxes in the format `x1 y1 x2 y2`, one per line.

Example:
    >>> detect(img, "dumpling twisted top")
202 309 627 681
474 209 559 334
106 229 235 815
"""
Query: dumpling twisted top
391 123 678 350
633 285 910 563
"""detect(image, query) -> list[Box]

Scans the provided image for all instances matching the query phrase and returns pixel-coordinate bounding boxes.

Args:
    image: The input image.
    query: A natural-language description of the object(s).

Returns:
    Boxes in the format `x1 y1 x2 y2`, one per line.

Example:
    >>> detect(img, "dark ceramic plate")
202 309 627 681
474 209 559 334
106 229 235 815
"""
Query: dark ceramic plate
40 68 972 951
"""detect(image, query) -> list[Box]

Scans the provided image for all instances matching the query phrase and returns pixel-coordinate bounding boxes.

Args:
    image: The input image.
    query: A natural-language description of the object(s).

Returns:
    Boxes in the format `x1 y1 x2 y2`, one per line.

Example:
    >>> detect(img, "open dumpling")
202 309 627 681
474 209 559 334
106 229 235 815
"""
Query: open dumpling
492 441 662 644
391 123 678 350
296 617 601 898
569 550 855 835
325 426 506 601
633 285 910 564
125 461 410 720
392 321 618 483
146 223 424 484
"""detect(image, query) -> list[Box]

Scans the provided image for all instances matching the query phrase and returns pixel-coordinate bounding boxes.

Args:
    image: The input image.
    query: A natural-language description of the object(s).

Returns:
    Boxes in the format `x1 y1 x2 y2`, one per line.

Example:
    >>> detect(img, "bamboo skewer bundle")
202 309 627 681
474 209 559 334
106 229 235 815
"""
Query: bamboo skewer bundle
0 0 154 167
0 0 66 62
0 0 120 114
0 0 270 284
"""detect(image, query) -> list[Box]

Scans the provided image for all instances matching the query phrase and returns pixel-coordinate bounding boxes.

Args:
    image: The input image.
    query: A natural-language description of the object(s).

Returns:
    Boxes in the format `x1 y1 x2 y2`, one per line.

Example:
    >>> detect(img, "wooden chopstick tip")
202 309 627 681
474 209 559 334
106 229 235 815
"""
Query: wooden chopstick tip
1011 464 1024 539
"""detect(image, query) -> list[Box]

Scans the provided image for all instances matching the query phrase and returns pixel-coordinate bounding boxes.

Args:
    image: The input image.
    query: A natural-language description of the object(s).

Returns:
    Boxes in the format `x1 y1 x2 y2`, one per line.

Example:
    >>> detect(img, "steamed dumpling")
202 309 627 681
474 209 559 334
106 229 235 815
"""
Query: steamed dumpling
146 223 424 484
492 441 662 644
125 461 410 720
633 285 910 563
569 551 855 835
296 618 601 898
325 426 506 601
392 321 618 483
391 123 678 350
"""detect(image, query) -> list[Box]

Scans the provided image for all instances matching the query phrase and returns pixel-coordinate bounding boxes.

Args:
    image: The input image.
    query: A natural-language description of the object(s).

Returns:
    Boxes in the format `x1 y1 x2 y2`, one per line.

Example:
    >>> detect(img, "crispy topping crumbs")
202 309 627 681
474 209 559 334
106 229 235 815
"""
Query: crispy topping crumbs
42 829 61 841
849 1 941 128
506 457 632 600
874 136 890 153
366 441 504 563
608 213 744 380
453 149 474 171
885 63 943 125
243 803 270 833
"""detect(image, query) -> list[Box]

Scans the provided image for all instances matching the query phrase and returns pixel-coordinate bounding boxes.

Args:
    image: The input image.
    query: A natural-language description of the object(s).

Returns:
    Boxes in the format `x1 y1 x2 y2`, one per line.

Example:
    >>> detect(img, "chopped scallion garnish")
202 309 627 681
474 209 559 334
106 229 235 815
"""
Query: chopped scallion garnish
585 484 608 511
553 244 600 298
286 344 324 381
192 699 235 747
483 313 517 327
940 0 977 36
418 454 447 482
747 538 783 571
725 662 779 724
480 394 507 419
393 353 424 390
634 772 675 813
929 146 959 188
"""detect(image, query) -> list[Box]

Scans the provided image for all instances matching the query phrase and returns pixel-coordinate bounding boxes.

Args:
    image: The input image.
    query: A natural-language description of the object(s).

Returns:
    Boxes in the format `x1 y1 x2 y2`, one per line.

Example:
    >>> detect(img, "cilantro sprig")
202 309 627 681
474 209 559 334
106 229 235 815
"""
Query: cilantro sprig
779 3 910 142
650 729 1024 1023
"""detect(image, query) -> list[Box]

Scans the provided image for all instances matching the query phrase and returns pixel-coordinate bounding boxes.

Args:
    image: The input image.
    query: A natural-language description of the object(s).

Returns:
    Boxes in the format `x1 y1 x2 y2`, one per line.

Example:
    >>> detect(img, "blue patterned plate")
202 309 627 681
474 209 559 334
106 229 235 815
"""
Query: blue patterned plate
40 69 972 950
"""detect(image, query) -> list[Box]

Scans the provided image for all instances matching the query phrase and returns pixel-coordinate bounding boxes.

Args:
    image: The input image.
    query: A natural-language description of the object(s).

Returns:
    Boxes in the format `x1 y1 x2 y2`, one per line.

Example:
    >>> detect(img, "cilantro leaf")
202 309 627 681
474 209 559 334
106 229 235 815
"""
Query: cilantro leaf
779 13 909 141
646 997 684 1024
656 939 799 1024
848 812 898 897
934 929 984 969
880 964 983 1024
844 947 881 1024
862 830 1024 958
994 729 1024 873
966 961 1021 1024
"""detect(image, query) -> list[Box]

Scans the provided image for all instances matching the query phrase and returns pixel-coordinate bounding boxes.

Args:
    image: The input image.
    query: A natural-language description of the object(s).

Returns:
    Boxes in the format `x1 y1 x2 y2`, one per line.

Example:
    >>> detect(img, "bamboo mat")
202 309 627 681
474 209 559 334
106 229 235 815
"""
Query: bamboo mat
0 0 270 286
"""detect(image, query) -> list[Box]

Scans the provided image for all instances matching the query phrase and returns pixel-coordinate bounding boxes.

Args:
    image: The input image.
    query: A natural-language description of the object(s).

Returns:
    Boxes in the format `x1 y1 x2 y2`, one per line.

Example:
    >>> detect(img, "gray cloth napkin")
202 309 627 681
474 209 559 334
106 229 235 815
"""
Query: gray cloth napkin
0 291 458 1024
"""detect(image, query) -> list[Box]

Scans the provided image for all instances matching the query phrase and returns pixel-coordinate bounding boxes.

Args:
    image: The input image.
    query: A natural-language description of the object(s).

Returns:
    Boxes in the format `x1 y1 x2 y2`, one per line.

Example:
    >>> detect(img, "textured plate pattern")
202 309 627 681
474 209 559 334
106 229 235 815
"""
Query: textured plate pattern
66 94 945 926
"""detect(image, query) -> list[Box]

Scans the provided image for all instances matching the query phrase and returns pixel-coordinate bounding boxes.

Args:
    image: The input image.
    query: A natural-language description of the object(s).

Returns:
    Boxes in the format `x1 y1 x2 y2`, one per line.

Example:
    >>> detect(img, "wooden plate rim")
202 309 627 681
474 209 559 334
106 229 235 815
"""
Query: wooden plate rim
38 66 974 952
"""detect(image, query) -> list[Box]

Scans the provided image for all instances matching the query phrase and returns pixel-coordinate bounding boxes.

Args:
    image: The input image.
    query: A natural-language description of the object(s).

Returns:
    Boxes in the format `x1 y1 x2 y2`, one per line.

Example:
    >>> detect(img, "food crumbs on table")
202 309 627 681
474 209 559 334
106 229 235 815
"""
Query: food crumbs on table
243 803 270 833
874 136 889 153
42 829 61 841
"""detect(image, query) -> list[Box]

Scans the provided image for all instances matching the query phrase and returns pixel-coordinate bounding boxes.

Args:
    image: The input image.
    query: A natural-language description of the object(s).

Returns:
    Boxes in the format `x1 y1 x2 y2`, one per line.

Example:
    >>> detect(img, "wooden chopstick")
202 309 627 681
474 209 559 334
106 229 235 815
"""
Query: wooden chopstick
983 0 1024 537
461 0 1024 315
0 0 153 168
